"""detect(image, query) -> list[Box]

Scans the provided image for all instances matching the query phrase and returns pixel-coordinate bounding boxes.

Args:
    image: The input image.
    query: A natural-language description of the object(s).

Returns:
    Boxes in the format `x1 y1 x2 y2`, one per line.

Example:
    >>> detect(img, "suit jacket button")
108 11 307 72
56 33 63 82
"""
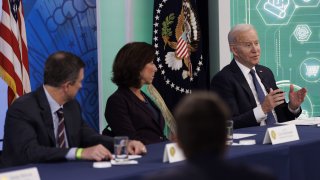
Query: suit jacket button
160 137 163 140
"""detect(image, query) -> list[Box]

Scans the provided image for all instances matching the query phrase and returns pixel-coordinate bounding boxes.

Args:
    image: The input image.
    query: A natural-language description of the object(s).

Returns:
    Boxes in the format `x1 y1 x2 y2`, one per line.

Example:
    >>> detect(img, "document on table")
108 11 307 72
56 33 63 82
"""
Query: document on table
278 117 320 126
233 133 256 139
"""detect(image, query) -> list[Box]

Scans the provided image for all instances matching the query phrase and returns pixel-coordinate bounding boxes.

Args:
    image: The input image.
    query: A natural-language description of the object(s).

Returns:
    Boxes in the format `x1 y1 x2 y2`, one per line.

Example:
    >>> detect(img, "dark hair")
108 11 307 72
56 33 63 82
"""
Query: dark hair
112 42 156 88
174 91 230 159
44 51 85 87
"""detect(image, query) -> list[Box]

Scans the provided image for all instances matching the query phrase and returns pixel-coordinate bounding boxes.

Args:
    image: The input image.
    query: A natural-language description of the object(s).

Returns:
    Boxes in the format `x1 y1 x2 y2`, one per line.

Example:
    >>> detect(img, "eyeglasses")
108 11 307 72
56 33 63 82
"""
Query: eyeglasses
230 41 260 49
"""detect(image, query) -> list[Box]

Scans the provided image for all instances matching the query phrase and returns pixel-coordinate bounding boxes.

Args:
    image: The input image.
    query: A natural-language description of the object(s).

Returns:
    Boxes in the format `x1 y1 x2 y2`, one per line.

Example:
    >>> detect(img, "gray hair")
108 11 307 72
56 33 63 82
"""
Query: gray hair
228 24 256 44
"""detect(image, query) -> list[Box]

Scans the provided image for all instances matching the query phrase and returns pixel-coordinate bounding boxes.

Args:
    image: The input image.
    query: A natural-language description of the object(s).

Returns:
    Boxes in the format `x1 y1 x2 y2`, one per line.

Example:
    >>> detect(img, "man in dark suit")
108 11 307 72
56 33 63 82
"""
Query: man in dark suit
146 91 276 180
211 24 307 129
2 51 146 167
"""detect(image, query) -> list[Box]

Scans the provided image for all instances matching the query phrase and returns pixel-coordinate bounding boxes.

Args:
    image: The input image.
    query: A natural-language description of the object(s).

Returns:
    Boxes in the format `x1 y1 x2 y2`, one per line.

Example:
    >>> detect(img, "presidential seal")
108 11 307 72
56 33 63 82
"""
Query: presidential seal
153 0 205 94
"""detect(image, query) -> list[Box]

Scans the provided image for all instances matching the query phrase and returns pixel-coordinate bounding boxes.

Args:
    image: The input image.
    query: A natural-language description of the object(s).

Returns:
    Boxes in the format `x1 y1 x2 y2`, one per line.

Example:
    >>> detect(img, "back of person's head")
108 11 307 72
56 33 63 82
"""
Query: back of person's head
174 91 230 159
112 42 155 88
228 24 257 44
44 51 85 87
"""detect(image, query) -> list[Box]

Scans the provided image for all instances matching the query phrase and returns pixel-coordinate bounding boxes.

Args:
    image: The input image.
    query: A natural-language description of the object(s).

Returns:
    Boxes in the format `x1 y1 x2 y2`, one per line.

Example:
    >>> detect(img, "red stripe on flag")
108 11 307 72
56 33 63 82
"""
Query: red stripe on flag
0 53 24 95
0 24 23 64
176 36 189 58
0 0 30 105
2 0 9 13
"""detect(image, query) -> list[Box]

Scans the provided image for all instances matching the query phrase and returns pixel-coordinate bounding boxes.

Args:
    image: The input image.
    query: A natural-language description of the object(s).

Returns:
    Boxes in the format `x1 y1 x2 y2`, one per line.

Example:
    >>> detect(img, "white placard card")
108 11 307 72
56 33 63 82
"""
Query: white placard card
163 142 185 163
263 124 299 145
0 167 40 180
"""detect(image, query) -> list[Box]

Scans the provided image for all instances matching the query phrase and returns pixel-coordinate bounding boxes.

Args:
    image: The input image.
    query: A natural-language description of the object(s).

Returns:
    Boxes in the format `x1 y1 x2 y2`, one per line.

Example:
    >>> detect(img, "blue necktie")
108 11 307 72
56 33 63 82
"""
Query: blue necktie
249 69 276 124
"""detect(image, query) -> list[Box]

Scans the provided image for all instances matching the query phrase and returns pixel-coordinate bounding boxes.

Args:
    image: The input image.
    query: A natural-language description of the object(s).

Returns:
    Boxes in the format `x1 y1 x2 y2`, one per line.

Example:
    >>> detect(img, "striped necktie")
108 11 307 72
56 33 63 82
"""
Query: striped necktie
56 108 66 148
249 69 276 124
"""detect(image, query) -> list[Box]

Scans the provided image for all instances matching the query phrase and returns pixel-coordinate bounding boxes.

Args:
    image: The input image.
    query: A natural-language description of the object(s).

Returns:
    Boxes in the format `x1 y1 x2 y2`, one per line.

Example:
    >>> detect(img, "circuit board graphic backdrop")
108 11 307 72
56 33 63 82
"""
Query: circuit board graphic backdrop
231 0 320 118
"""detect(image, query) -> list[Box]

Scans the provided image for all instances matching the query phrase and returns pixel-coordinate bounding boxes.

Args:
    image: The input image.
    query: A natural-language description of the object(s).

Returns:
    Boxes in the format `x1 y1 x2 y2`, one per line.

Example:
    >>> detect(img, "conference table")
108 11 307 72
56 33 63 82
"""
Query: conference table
228 125 320 180
1 125 320 180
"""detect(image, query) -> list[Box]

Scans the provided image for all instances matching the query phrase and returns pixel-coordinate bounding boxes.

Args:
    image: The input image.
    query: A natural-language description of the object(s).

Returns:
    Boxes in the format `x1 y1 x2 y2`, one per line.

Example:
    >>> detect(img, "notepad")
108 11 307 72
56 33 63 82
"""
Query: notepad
111 160 138 165
233 133 256 139
111 154 142 160
278 117 320 126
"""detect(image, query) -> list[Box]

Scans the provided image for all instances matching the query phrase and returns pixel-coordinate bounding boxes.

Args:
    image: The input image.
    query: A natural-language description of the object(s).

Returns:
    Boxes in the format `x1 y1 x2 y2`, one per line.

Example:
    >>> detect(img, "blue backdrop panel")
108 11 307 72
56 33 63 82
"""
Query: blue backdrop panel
24 0 99 131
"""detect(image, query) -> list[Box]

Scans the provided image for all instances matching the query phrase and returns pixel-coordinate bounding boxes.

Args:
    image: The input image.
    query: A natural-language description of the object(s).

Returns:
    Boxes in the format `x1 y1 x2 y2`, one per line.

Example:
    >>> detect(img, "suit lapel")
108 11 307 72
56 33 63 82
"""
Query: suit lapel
63 104 74 146
230 60 256 105
36 87 56 145
125 88 162 128
255 66 270 93
144 94 164 128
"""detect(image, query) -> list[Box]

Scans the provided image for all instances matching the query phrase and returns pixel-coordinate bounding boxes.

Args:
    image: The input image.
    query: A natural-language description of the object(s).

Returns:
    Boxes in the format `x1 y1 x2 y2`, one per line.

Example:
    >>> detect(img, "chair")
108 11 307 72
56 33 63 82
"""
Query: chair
102 125 115 137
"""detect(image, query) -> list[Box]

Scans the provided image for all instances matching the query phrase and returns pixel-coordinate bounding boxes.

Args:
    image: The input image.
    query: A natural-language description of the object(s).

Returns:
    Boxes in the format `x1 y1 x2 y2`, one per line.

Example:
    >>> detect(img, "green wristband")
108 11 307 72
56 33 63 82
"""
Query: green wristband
76 148 83 159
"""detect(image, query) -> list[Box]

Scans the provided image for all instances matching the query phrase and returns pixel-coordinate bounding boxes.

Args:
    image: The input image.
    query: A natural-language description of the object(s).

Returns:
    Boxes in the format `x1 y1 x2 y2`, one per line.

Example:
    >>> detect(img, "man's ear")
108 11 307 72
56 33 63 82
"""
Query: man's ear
61 81 71 90
230 45 238 57
229 45 233 52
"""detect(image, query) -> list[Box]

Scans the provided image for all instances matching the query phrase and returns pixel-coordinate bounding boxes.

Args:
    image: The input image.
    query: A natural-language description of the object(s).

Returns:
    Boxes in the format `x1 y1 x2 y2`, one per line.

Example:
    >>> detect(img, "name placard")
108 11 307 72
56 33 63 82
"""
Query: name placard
263 124 299 145
0 167 40 180
163 142 185 163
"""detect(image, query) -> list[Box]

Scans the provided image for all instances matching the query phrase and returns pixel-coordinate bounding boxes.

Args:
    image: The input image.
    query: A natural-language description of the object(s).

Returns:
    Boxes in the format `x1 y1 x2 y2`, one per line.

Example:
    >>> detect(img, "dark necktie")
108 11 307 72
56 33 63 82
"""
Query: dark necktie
56 108 66 148
249 69 276 124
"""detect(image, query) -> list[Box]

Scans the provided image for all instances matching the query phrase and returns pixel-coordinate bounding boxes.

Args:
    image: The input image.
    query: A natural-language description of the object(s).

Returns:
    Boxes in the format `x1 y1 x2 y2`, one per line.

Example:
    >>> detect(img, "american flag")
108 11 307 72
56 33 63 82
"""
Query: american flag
0 0 30 105
176 32 189 58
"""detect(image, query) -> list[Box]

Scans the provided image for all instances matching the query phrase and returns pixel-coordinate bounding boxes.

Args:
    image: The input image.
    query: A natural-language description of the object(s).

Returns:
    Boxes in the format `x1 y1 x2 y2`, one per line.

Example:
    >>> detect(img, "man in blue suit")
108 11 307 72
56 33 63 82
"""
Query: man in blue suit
211 24 307 129
2 51 146 167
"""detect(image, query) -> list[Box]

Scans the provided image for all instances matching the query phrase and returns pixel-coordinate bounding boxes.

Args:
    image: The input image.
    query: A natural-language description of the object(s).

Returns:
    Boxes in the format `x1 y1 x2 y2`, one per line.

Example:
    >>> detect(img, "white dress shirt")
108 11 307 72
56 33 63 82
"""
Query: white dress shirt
43 85 77 160
235 60 278 126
